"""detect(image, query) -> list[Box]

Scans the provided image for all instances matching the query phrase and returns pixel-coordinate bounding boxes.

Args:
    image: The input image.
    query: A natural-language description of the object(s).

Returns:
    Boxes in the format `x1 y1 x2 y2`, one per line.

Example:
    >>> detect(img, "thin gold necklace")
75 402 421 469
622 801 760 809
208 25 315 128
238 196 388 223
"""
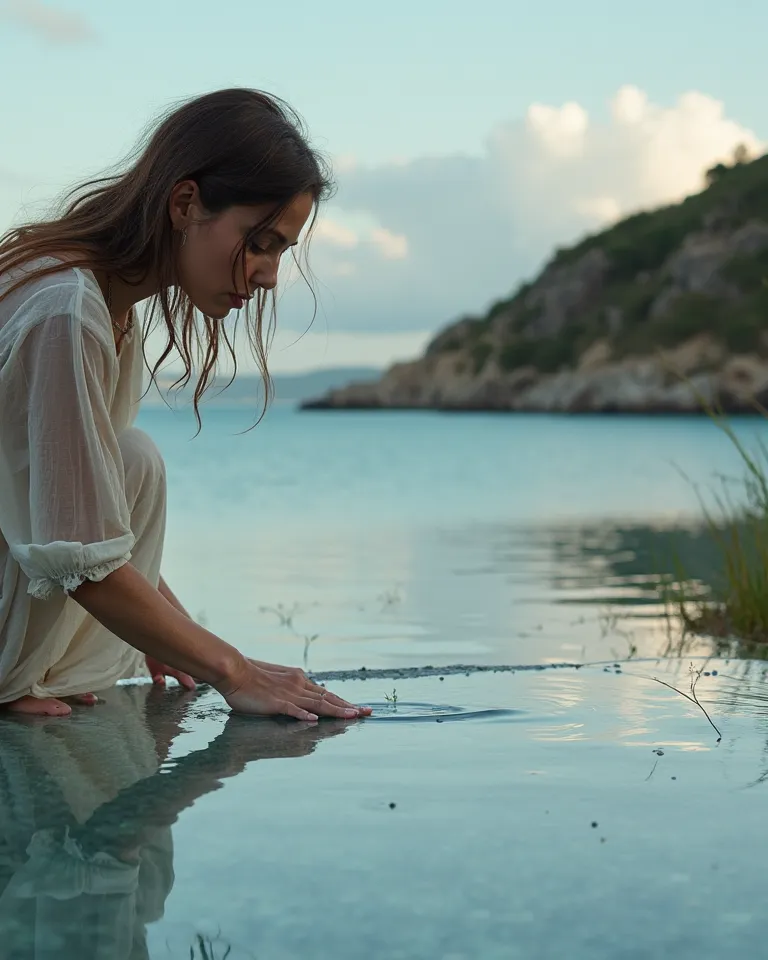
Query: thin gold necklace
106 274 135 338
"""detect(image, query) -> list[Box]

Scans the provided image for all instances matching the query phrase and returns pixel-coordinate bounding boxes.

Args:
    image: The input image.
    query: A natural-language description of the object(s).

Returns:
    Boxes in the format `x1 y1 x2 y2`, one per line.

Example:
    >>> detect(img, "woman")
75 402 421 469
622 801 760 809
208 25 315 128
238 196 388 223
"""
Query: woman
0 88 371 721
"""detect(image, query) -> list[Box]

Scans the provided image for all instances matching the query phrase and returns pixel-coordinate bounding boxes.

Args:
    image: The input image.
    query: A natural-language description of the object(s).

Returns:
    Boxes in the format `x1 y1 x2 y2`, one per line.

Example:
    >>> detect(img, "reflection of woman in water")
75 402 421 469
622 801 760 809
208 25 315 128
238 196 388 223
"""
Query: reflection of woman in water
0 685 347 958
0 87 371 721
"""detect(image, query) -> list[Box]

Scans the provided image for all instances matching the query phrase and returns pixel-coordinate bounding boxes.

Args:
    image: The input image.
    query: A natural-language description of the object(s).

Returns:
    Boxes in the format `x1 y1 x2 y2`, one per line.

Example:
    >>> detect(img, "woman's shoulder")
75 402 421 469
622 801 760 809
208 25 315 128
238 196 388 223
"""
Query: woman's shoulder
0 256 108 338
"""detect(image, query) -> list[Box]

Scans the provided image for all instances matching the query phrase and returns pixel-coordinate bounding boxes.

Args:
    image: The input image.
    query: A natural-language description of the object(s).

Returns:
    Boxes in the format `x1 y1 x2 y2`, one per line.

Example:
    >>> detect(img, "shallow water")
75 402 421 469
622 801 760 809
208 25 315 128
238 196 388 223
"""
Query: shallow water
4 408 768 957
2 663 768 959
137 406 768 671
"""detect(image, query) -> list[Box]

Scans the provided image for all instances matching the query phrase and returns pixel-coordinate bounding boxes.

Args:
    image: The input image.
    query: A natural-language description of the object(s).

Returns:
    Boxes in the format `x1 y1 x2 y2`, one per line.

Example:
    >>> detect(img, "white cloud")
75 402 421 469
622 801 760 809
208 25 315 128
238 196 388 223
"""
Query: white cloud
314 215 409 261
612 86 649 126
314 218 359 249
333 154 358 174
1 84 762 356
1 0 93 43
313 85 763 335
526 101 589 158
370 227 408 260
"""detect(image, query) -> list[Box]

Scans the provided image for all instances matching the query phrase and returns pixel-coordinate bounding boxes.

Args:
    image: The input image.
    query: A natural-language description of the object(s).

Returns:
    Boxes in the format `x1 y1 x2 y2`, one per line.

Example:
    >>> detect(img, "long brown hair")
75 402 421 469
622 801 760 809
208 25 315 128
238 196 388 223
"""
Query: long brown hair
0 88 334 428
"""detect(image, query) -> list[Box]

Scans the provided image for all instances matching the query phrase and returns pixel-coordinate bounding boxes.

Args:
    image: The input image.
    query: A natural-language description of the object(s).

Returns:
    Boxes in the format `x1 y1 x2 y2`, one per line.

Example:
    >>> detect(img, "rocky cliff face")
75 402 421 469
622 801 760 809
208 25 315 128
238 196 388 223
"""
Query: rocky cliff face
303 155 768 414
301 336 768 413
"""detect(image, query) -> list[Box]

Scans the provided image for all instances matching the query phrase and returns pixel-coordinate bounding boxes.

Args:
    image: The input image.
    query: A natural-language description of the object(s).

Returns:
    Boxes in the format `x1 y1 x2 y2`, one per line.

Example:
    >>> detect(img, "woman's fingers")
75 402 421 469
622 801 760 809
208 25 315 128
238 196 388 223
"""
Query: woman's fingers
304 683 373 716
274 700 319 722
293 695 361 720
318 692 372 716
311 688 361 711
169 669 197 691
149 664 197 691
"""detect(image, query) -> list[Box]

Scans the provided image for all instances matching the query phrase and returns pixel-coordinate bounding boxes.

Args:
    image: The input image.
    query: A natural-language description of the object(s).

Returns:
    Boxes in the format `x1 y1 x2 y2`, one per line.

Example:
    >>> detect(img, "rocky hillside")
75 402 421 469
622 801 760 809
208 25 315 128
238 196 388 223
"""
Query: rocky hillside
303 152 768 413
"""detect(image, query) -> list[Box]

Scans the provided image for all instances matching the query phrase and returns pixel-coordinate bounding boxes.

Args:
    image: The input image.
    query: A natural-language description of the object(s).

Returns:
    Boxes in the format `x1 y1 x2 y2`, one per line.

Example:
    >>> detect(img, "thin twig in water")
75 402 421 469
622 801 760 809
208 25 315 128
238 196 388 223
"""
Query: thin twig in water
645 758 659 782
650 663 722 742
302 633 319 671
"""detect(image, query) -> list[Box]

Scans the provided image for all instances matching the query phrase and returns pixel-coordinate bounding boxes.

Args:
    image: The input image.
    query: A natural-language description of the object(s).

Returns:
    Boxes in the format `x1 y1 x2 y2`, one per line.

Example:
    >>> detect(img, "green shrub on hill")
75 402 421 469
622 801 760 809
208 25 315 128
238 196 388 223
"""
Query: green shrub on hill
431 150 768 374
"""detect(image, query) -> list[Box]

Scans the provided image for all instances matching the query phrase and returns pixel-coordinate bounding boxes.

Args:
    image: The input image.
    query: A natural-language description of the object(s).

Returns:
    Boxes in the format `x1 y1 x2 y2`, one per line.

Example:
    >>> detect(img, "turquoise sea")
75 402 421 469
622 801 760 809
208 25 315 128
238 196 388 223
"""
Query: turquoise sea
4 406 768 959
138 404 767 671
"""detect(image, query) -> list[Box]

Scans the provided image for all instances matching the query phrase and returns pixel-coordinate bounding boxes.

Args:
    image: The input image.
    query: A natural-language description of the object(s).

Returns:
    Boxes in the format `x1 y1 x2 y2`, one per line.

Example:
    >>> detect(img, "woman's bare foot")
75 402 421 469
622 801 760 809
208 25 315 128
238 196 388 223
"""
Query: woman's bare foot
5 692 100 716
6 695 72 716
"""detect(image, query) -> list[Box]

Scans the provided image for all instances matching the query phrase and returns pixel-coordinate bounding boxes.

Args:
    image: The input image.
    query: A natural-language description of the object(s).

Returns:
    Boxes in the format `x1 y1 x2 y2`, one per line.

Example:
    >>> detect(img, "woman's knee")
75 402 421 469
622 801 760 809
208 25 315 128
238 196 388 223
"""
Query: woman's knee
118 427 167 513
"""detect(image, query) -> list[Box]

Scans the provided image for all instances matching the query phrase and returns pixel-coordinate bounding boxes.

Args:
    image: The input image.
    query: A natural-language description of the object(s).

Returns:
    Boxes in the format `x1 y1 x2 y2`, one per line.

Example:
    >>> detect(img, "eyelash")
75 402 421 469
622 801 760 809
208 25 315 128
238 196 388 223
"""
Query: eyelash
247 239 270 255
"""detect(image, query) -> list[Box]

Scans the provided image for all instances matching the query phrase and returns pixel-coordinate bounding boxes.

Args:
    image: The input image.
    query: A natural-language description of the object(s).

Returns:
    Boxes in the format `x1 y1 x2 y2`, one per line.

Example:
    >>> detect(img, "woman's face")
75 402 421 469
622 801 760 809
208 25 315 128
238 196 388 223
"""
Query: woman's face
172 187 314 319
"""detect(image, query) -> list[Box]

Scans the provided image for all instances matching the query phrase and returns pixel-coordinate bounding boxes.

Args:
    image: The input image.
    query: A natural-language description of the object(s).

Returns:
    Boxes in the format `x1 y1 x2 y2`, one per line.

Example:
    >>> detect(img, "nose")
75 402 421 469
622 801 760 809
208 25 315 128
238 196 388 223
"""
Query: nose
250 260 278 292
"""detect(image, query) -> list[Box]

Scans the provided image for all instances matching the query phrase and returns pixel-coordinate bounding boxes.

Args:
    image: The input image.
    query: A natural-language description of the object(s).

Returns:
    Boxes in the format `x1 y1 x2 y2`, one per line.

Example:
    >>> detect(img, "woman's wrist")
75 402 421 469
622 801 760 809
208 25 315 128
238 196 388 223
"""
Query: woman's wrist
210 647 249 696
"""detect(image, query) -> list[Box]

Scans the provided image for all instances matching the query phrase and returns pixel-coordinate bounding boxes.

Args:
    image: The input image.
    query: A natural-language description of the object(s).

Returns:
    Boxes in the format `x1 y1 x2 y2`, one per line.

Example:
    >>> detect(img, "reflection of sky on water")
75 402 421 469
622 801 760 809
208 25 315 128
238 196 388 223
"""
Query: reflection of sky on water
4 665 768 957
135 407 763 672
4 409 767 957
157 515 721 672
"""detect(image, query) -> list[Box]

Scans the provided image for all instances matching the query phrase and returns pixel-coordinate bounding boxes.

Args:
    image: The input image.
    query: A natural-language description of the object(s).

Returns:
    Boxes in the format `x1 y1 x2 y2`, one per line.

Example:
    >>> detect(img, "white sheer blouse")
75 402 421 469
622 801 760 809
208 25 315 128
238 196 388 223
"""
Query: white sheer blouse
0 258 146 696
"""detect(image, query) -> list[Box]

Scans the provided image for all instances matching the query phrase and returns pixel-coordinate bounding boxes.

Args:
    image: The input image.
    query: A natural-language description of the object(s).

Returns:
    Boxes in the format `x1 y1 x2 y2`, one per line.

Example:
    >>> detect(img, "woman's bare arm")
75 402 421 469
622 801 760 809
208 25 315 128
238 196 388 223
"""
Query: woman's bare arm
73 563 243 688
72 564 371 720
158 574 192 619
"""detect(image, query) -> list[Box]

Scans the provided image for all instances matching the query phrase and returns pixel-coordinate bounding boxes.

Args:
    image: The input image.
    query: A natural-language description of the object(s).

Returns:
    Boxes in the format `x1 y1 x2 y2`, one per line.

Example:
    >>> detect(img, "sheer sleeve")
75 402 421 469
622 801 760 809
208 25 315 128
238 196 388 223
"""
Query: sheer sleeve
0 309 134 600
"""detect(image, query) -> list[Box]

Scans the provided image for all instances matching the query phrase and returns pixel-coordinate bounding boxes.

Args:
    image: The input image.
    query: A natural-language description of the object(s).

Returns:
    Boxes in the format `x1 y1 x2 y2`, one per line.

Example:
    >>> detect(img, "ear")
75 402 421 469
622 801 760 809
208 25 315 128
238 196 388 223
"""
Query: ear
168 179 204 230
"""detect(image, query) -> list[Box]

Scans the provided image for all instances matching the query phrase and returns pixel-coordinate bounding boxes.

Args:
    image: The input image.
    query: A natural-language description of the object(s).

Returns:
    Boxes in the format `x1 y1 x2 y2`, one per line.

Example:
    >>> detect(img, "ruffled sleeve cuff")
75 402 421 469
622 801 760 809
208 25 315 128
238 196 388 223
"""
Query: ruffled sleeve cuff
8 829 139 899
10 533 135 600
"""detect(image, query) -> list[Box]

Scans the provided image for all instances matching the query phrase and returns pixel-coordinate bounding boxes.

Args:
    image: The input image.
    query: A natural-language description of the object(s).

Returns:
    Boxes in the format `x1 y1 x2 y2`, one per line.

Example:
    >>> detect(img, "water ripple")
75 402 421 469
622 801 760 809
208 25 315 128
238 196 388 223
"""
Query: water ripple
365 701 524 723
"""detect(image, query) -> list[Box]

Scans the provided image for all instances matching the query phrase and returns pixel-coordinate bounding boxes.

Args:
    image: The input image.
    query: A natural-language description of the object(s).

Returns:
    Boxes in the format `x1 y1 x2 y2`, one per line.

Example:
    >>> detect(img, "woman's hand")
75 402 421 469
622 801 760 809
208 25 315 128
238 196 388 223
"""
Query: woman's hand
146 655 197 691
216 658 372 721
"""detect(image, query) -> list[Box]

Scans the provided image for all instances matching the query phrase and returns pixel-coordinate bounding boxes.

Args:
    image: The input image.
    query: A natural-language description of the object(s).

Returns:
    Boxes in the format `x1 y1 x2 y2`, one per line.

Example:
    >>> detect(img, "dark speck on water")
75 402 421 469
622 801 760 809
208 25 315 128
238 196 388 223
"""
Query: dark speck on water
591 822 598 828
389 802 396 810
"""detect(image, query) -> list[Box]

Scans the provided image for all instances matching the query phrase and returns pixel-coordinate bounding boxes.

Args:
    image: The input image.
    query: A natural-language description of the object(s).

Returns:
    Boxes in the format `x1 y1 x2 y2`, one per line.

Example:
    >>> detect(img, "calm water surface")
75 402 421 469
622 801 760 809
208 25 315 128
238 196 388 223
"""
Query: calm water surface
138 405 768 669
3 407 768 959
3 665 768 959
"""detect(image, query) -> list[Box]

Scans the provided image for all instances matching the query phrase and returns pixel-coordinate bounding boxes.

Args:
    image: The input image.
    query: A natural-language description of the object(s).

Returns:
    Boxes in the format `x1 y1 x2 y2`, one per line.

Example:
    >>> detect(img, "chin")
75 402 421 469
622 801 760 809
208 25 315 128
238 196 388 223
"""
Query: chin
182 290 228 320
202 304 230 320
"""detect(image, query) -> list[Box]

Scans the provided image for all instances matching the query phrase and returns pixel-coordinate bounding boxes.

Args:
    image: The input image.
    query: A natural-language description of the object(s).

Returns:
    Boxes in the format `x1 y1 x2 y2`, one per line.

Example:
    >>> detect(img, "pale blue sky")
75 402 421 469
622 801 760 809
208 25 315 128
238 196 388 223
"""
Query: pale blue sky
1 0 766 370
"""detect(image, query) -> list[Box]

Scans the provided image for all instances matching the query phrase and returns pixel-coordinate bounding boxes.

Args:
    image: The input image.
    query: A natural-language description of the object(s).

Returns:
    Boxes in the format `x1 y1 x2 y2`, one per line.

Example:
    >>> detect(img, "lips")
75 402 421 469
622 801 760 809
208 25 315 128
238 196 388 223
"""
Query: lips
229 294 245 310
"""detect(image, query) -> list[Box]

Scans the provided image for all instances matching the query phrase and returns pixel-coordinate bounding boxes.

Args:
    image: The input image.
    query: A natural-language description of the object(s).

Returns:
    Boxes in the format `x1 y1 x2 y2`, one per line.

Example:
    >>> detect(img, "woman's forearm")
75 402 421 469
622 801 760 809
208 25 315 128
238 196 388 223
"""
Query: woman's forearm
73 563 244 690
158 575 191 619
